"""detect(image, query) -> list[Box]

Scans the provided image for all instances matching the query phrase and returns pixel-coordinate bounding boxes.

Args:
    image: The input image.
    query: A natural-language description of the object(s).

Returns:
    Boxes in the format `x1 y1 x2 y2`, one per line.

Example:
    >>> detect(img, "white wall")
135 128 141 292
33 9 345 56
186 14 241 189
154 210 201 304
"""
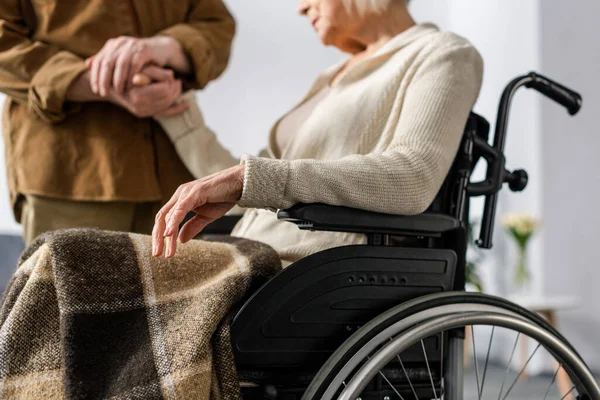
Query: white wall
540 0 600 369
0 94 20 235
199 0 344 157
446 0 544 298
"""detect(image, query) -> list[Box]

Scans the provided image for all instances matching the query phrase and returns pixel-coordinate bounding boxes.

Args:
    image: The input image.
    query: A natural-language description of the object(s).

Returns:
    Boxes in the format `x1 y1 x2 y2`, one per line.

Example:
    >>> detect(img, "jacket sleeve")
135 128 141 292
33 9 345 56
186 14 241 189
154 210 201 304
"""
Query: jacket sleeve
0 0 87 122
159 0 235 89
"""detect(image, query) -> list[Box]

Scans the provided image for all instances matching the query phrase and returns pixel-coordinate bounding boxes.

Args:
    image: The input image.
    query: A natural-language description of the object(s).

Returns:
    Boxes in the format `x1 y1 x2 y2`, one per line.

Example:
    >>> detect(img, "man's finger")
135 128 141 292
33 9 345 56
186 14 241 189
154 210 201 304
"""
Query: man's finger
93 39 124 96
113 49 133 94
90 56 101 94
98 58 117 97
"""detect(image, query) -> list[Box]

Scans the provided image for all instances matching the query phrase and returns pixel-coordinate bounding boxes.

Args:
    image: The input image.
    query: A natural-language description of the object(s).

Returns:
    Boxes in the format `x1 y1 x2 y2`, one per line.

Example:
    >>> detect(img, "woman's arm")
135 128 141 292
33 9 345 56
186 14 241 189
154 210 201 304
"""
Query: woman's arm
152 43 484 257
154 90 239 178
239 44 484 215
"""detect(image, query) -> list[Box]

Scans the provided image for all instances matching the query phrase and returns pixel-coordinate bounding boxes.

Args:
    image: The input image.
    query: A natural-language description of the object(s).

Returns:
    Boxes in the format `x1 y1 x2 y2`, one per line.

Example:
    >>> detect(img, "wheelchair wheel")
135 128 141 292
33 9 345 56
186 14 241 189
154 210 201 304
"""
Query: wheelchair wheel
303 293 599 400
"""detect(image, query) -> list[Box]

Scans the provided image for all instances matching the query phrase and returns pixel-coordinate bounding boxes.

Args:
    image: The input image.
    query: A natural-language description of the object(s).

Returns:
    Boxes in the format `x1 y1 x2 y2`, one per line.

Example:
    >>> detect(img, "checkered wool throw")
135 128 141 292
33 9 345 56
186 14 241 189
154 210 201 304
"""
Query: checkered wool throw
0 229 281 399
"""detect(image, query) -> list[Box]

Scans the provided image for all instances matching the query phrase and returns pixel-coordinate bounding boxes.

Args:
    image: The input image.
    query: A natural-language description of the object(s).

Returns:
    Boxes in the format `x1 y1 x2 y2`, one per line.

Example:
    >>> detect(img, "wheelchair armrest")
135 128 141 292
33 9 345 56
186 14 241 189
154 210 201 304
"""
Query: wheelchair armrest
277 203 460 237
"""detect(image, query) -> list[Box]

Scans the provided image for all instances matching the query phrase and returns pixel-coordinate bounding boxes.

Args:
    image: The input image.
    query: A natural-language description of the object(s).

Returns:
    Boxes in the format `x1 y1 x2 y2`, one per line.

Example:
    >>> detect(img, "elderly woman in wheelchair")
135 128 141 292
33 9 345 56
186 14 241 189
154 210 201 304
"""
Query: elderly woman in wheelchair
0 0 590 399
148 0 599 399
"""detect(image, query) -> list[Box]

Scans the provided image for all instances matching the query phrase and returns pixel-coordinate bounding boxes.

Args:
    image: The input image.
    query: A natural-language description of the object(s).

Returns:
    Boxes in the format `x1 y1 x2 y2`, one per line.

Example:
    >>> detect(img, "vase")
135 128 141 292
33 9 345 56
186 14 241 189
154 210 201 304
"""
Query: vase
513 245 530 292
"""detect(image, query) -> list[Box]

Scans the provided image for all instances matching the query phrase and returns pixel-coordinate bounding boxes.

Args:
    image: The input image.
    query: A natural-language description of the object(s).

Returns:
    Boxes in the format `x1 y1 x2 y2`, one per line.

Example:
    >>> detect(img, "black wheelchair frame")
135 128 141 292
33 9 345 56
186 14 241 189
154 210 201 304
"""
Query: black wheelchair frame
203 72 584 399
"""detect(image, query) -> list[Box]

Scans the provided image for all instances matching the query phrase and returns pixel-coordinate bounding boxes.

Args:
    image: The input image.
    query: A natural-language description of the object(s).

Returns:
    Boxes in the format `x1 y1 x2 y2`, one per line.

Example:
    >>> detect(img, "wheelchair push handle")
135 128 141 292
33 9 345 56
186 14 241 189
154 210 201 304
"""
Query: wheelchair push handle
526 72 582 115
475 72 582 249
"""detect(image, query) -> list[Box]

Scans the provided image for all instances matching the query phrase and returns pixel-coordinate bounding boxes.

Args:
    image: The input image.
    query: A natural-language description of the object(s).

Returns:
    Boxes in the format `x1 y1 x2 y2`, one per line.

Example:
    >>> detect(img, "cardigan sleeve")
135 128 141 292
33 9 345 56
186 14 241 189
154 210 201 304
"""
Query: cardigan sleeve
238 43 484 215
155 90 239 178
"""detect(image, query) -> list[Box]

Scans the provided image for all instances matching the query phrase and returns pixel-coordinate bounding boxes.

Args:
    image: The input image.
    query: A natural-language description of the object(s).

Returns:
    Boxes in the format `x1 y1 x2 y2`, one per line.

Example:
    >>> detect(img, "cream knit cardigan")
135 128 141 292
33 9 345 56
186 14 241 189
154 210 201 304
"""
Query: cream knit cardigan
157 24 484 265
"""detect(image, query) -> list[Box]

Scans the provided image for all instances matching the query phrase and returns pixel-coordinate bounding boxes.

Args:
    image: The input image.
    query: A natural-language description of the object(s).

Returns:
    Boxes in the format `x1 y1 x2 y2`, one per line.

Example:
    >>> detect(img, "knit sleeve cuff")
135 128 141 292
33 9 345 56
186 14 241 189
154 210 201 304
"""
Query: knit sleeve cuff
238 155 289 210
155 90 204 142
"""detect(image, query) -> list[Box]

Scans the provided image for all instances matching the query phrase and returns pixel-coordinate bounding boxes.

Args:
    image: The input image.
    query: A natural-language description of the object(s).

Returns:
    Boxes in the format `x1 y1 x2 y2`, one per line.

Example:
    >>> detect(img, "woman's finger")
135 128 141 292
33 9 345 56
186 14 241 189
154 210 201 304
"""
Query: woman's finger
178 214 211 244
152 185 186 256
140 65 174 82
164 193 205 238
132 73 152 87
164 235 175 258
178 203 234 243
127 49 150 92
165 232 179 258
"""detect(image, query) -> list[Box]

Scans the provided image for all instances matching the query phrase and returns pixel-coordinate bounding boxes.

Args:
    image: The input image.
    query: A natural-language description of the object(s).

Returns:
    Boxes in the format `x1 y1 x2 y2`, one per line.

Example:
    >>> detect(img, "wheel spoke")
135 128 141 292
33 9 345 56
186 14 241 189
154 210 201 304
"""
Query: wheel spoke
559 386 576 400
502 343 541 400
421 339 439 400
440 331 444 390
397 355 419 400
379 370 405 400
472 326 482 398
498 332 521 400
543 364 561 400
479 326 495 398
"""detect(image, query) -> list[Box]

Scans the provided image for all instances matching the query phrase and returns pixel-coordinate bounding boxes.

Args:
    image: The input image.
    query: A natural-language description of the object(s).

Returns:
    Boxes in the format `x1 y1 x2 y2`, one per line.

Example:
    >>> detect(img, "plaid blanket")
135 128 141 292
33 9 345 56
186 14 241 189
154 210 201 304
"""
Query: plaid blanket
0 229 281 399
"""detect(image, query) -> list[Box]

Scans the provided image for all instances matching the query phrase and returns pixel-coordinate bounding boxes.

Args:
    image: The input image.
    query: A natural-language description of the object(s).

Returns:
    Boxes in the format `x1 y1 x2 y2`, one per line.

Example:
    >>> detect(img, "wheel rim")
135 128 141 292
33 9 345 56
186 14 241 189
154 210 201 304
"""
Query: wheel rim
336 312 600 400
319 304 531 400
303 293 585 400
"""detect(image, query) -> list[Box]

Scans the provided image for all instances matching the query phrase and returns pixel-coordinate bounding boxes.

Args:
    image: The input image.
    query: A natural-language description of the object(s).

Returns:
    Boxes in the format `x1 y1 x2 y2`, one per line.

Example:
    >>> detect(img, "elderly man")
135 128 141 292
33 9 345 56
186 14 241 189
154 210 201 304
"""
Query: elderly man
0 0 235 244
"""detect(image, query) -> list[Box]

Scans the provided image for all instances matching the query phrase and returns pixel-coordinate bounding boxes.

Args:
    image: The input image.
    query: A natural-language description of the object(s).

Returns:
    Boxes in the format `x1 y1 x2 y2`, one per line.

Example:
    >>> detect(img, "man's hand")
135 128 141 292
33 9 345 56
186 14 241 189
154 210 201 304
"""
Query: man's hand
67 65 188 117
108 65 188 117
87 35 191 97
152 164 245 258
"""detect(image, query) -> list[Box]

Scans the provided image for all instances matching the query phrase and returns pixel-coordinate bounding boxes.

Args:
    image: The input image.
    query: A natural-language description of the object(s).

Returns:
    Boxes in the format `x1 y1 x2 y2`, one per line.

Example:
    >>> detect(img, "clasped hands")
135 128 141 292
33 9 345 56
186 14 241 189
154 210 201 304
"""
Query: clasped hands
85 35 190 117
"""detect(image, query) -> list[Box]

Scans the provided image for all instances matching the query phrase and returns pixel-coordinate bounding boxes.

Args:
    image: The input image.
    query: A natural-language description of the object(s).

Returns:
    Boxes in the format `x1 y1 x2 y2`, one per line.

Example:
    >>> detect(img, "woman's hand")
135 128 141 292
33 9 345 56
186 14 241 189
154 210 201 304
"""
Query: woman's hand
87 35 190 97
152 164 245 258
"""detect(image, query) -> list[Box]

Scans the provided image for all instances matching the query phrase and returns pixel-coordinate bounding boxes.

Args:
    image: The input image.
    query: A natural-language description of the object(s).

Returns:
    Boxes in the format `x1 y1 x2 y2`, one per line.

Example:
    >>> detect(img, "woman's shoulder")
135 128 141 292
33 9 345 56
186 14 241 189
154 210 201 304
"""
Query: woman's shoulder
415 28 483 64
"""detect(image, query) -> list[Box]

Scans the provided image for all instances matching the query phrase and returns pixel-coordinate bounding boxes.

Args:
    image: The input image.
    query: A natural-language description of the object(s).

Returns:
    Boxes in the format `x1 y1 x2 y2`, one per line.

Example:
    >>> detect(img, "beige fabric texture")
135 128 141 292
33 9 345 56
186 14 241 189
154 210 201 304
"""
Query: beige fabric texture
0 229 281 399
157 23 484 265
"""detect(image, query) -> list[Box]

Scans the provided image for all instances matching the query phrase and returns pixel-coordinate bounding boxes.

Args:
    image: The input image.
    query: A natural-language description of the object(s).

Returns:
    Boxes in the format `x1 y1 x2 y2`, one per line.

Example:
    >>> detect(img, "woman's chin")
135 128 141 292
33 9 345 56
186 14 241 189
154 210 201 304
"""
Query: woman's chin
316 31 336 47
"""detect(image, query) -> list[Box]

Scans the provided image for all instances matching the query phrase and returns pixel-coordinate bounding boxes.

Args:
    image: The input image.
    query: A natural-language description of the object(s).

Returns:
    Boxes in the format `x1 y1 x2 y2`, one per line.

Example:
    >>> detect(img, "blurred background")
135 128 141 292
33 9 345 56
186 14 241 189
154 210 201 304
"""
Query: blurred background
1 0 599 373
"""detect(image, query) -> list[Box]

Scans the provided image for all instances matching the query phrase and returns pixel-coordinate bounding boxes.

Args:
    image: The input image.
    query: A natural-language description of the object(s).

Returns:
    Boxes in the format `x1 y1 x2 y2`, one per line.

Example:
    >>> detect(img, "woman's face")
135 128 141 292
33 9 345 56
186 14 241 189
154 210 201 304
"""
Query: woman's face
298 0 358 47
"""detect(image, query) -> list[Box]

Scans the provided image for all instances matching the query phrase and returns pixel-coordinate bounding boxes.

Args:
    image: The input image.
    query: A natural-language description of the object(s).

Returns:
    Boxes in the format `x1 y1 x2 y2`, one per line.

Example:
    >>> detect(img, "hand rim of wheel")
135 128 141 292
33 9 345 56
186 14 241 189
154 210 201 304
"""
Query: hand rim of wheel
337 312 600 400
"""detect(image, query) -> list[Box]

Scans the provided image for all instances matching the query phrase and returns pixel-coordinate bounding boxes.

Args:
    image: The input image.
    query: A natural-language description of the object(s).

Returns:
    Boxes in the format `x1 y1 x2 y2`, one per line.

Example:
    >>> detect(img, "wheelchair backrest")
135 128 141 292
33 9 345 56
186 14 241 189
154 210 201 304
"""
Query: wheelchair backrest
427 112 490 224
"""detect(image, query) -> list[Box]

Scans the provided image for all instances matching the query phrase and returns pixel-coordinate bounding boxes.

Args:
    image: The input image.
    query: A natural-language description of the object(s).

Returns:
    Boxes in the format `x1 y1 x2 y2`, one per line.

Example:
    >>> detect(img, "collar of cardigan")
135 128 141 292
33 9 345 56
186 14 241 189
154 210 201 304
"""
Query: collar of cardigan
316 23 440 87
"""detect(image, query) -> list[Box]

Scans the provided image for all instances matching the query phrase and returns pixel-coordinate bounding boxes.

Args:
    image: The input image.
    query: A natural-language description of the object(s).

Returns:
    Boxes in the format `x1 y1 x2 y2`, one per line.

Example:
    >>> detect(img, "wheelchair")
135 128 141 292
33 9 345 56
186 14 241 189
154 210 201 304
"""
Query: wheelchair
204 72 598 399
